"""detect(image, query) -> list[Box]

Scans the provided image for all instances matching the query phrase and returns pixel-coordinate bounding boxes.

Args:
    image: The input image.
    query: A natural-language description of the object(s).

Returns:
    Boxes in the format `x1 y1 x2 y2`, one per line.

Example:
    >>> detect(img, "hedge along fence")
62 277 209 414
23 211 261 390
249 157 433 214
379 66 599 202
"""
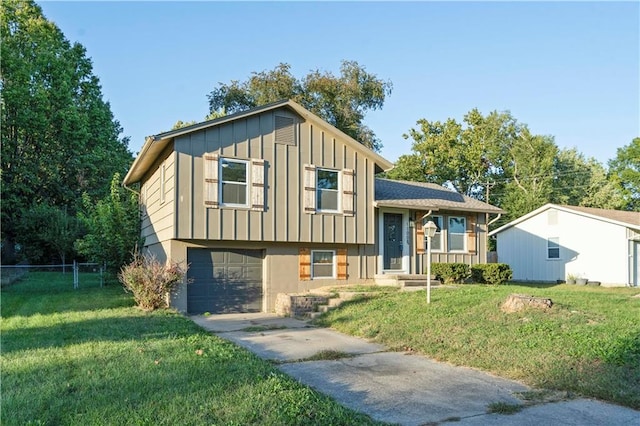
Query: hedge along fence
430 262 513 285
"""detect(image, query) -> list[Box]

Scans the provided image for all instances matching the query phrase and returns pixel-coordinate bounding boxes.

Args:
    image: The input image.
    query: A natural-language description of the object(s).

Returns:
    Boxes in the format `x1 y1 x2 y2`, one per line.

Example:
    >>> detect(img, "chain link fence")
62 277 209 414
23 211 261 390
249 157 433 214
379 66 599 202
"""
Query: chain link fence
1 261 111 290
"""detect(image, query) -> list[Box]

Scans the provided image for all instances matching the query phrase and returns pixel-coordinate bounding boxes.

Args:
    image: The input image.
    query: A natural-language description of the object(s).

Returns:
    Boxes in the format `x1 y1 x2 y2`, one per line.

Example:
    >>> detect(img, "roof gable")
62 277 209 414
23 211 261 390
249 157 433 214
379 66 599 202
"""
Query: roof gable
374 178 504 214
124 99 393 185
489 203 640 236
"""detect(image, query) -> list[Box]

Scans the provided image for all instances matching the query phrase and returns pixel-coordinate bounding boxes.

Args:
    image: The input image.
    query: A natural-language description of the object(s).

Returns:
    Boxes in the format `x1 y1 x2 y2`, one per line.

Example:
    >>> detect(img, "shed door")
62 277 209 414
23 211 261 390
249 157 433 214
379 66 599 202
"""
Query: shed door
383 213 404 270
187 248 263 314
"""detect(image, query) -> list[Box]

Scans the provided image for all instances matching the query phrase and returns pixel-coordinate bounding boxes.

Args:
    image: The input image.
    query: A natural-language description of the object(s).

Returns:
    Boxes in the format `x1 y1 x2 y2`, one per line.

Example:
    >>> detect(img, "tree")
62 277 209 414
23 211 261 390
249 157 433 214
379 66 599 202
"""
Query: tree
170 111 227 131
1 0 133 261
499 131 557 220
553 148 626 210
17 203 81 266
75 173 142 271
386 109 523 201
207 61 392 151
609 137 640 211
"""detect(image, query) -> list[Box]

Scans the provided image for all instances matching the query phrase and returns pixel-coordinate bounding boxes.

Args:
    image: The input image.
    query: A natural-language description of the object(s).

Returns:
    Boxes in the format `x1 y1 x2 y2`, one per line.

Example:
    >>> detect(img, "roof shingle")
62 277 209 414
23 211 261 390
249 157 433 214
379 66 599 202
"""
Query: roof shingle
374 178 504 213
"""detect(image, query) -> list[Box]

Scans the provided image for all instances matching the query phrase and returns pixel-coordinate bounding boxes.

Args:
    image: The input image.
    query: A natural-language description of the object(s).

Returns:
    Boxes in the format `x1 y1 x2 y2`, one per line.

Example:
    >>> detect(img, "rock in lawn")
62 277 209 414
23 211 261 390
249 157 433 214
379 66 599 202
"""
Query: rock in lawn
501 294 553 313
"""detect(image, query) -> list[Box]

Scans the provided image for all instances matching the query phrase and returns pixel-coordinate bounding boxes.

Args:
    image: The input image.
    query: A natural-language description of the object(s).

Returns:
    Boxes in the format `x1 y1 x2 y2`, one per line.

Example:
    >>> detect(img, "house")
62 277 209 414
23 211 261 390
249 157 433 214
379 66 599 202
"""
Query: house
123 100 503 314
488 204 640 286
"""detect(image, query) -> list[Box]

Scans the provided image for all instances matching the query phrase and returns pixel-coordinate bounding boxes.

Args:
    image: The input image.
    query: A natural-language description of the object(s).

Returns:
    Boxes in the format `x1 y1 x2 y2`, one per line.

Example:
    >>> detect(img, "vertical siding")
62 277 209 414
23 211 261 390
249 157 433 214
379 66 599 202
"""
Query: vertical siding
496 208 628 284
175 106 375 244
171 107 377 245
141 150 175 246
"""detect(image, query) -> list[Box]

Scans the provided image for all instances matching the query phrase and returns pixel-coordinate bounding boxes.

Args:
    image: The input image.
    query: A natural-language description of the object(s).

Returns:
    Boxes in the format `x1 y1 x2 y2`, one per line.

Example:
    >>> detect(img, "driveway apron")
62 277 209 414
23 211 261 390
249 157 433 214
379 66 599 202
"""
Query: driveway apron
191 313 639 426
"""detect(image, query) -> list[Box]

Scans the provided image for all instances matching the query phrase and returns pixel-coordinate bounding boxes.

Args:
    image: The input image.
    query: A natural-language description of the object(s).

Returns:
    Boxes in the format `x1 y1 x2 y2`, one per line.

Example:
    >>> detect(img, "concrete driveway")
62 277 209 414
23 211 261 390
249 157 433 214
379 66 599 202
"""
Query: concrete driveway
191 313 639 426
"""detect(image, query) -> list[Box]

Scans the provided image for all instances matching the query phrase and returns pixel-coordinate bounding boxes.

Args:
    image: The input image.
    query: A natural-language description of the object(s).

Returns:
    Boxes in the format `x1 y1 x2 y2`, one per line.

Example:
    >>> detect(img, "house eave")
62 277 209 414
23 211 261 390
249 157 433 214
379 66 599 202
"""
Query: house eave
488 203 640 237
123 99 393 185
374 200 504 214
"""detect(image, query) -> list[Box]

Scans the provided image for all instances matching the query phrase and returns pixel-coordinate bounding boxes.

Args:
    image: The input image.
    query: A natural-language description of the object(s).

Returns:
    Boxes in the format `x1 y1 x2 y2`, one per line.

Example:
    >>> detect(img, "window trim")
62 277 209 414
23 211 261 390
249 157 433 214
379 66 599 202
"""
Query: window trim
219 157 249 207
547 237 560 260
311 250 336 279
447 216 467 252
316 168 341 213
430 215 444 252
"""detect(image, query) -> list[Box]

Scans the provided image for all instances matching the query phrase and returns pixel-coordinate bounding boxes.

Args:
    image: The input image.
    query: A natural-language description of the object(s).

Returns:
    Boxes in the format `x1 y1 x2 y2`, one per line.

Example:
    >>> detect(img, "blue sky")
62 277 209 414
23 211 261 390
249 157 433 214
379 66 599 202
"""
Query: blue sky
38 1 639 165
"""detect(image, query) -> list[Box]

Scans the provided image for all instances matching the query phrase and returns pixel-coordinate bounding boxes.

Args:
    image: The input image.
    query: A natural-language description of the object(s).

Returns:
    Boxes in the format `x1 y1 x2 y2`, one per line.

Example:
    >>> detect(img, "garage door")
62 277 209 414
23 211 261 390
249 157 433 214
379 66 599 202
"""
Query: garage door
187 248 263 314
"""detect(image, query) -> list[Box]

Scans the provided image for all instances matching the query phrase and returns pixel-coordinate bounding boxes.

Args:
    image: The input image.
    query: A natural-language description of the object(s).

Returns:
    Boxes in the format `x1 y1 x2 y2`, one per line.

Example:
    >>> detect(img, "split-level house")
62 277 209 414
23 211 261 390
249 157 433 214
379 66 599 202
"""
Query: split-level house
123 100 503 314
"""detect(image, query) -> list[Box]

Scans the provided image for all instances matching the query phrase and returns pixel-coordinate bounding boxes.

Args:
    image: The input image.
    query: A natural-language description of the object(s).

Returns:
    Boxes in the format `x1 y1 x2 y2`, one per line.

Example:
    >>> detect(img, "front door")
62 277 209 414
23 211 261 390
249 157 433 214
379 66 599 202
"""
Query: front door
383 213 403 270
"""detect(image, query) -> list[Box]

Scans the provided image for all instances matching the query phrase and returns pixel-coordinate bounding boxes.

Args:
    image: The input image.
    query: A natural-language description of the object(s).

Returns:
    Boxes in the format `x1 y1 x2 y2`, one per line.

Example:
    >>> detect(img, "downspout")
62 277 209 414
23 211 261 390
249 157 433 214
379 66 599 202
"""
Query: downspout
487 213 502 227
486 213 502 263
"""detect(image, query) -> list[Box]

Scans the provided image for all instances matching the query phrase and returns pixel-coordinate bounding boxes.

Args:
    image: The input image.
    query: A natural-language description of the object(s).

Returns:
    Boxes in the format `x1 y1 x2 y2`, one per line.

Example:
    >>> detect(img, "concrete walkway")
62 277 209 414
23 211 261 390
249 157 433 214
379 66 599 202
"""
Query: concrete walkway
191 313 639 426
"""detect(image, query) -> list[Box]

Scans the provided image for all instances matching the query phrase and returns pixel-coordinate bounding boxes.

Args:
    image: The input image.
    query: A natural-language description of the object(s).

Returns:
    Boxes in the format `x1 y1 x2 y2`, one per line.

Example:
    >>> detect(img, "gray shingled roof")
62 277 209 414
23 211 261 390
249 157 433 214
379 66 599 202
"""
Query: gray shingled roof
374 178 504 213
560 205 640 227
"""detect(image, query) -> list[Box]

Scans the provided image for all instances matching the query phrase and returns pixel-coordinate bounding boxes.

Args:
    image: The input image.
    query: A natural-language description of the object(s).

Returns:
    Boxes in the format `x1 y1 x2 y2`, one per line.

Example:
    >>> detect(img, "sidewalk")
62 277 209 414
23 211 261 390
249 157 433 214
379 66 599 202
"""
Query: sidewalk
191 313 639 426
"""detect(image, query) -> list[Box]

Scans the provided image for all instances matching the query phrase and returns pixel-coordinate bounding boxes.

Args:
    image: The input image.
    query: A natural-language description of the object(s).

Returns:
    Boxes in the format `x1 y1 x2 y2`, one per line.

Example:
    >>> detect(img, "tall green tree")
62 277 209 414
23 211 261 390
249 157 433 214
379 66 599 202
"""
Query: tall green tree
1 0 133 261
75 174 142 271
609 137 640 211
207 61 392 151
553 148 626 209
17 203 81 266
499 131 557 220
386 109 523 201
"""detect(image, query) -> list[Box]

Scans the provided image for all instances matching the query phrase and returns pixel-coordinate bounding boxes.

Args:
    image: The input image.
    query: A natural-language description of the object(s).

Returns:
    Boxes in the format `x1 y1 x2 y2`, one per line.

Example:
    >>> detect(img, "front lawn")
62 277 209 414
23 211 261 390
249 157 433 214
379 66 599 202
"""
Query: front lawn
1 273 381 425
316 283 640 409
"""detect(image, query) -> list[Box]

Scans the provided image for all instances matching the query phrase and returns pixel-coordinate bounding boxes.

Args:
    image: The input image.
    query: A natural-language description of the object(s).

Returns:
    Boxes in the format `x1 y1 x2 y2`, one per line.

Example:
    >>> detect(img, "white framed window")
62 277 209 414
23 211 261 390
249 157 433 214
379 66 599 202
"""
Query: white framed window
547 237 560 259
316 168 340 212
311 250 335 279
430 216 443 251
448 216 466 252
220 158 248 206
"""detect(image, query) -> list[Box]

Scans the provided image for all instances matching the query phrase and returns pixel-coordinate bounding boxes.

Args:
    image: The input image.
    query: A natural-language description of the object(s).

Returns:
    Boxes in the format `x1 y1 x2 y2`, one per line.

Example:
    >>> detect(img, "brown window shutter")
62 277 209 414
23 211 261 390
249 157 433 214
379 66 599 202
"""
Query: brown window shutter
299 248 311 280
336 248 348 280
466 215 477 254
416 211 425 254
342 169 355 216
303 164 316 214
204 153 219 208
251 159 265 211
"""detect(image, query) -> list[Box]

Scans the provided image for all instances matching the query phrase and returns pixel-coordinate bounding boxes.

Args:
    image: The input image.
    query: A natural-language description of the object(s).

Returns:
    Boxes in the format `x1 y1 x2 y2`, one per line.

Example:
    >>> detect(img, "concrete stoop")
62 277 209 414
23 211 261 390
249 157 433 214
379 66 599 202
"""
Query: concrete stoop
275 291 366 319
375 273 441 288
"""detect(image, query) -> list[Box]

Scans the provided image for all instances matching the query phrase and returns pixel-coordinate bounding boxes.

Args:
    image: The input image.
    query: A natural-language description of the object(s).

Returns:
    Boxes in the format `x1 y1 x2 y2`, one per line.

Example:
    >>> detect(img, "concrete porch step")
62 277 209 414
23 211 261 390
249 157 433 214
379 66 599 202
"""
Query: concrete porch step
399 278 441 287
375 274 440 287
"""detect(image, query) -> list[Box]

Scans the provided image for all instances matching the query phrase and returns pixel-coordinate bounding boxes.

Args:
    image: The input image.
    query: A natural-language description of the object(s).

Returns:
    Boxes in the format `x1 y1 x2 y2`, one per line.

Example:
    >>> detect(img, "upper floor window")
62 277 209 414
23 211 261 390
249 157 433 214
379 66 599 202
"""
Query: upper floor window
220 158 248 206
448 216 466 251
303 164 354 216
317 168 339 212
547 237 560 259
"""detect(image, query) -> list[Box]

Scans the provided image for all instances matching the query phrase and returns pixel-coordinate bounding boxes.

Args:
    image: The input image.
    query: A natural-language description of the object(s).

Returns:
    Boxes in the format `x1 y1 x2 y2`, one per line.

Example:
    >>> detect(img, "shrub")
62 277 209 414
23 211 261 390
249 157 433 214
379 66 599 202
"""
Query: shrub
470 263 513 285
430 263 470 284
118 253 188 310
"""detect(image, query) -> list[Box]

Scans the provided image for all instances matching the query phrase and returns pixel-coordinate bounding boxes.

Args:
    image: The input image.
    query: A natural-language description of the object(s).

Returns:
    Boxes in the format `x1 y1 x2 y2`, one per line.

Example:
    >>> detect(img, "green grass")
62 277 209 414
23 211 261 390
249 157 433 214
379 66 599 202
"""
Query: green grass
486 402 523 415
315 283 640 409
1 272 383 425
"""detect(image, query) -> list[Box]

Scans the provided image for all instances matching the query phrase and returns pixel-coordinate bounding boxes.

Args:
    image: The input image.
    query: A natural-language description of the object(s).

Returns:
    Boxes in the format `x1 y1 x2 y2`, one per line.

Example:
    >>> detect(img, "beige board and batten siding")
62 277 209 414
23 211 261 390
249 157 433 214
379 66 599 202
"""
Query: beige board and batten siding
416 211 488 270
172 107 376 244
140 147 176 247
167 240 375 312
